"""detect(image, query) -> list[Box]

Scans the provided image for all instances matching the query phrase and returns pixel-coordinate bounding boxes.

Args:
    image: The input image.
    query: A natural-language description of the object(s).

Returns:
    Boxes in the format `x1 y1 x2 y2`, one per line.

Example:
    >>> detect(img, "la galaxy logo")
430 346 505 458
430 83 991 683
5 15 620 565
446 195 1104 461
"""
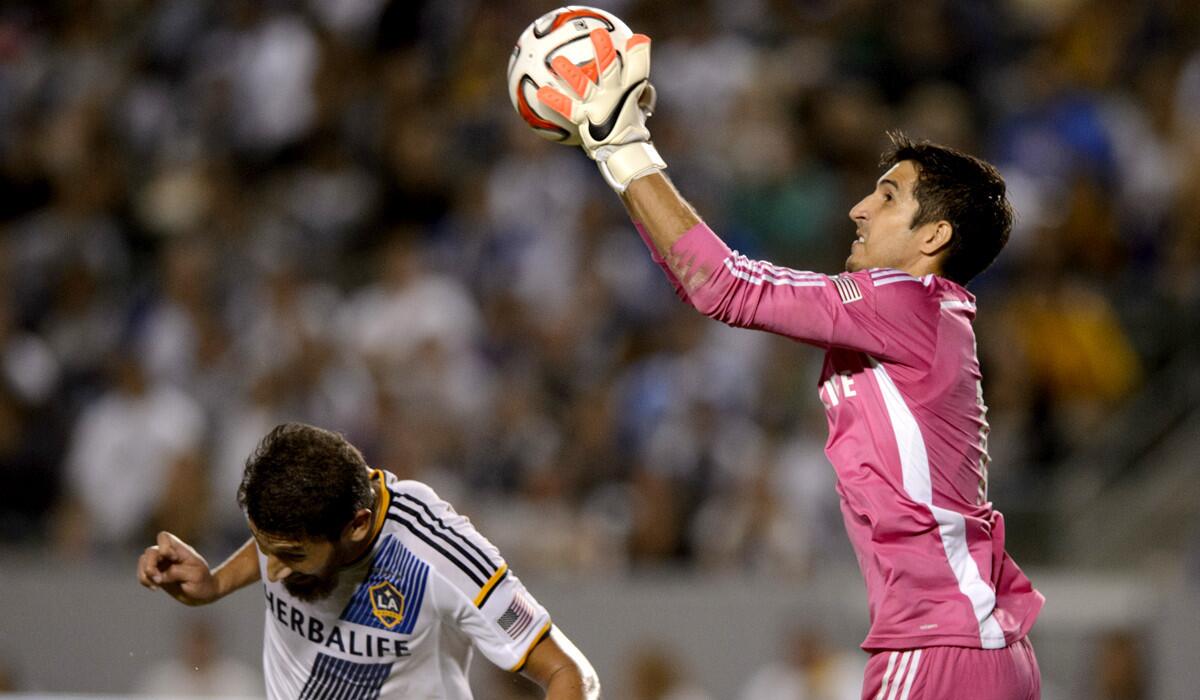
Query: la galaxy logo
369 581 405 629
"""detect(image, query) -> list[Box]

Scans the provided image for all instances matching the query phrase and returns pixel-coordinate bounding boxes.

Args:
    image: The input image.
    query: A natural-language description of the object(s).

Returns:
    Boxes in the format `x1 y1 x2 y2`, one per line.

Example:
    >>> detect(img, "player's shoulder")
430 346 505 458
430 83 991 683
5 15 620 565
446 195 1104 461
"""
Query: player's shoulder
377 473 508 599
381 473 441 503
860 268 929 293
379 475 469 542
848 268 953 310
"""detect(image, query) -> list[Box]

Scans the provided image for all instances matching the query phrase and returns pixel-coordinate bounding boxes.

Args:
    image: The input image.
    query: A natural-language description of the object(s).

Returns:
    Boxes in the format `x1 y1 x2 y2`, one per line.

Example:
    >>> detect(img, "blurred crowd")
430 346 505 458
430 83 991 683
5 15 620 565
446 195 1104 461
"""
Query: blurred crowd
0 0 1197 578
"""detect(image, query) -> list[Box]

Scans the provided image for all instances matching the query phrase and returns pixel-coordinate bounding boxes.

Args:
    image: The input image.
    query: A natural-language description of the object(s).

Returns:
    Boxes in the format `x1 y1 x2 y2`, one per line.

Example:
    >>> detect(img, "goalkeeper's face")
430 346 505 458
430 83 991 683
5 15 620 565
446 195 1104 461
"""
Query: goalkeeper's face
845 160 930 275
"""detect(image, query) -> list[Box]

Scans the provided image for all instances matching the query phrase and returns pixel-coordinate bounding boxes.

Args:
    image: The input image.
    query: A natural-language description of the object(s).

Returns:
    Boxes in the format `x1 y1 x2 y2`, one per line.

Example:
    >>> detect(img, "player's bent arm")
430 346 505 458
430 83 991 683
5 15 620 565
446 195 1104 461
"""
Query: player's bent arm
210 537 262 599
519 625 601 699
138 533 260 606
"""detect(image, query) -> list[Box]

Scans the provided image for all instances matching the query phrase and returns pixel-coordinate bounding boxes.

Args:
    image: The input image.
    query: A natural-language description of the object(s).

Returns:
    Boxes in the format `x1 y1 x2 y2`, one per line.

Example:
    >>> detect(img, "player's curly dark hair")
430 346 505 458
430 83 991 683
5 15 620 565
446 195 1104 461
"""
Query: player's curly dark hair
237 423 375 541
882 132 1013 286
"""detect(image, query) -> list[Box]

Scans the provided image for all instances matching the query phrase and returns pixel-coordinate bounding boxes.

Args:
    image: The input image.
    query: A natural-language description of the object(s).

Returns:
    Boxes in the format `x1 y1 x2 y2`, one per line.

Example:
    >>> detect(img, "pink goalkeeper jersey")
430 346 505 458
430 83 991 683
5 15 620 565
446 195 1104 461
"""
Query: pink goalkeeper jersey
640 222 1044 651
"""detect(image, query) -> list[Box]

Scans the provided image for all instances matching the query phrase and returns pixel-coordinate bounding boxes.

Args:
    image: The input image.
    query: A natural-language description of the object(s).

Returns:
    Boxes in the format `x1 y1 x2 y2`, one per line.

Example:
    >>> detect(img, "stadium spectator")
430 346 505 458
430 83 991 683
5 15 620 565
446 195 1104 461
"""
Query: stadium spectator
625 645 713 700
55 353 206 554
1092 629 1148 700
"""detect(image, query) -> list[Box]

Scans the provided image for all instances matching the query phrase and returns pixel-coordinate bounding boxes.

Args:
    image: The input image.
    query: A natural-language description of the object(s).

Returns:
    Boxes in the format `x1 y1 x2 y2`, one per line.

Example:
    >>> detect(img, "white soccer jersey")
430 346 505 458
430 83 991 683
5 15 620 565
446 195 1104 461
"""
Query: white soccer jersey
257 470 551 699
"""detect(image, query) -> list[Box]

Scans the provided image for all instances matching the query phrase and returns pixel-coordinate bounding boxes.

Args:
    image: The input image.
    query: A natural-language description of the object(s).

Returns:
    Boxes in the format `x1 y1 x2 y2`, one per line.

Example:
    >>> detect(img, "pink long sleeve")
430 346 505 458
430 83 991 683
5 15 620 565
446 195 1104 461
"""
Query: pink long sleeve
662 222 928 367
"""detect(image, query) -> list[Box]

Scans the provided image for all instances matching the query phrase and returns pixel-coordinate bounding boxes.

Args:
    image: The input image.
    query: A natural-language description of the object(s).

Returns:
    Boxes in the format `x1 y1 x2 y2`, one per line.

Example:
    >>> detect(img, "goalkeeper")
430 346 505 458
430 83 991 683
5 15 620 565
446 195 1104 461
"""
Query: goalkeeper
536 29 1044 700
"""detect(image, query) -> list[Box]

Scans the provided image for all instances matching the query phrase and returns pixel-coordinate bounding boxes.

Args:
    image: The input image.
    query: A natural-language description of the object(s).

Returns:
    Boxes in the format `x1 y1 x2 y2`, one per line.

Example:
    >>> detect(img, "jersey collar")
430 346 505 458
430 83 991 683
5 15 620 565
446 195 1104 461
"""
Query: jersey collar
345 469 390 567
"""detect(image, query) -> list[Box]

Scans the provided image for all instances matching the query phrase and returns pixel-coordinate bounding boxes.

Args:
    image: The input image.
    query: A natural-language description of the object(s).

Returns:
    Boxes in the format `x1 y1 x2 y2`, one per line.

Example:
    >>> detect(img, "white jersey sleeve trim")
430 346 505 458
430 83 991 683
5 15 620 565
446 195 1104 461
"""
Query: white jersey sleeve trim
474 564 509 608
722 255 828 287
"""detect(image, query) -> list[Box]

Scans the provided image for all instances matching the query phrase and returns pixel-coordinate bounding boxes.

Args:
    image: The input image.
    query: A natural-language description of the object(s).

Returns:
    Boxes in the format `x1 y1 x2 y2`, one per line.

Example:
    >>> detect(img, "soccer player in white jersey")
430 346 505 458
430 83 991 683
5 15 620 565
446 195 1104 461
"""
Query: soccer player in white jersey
534 29 1045 699
138 423 599 699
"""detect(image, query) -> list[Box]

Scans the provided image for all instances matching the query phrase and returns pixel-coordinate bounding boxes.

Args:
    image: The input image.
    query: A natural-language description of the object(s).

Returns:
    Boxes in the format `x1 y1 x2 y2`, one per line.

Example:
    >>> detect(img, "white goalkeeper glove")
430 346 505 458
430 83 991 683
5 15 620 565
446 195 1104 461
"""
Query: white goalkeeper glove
536 29 666 192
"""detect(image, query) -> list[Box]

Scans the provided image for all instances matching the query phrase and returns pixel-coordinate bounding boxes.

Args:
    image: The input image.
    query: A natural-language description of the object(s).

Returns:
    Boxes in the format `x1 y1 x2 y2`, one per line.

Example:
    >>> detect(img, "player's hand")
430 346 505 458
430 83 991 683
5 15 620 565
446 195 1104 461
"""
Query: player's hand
137 531 220 606
537 29 666 192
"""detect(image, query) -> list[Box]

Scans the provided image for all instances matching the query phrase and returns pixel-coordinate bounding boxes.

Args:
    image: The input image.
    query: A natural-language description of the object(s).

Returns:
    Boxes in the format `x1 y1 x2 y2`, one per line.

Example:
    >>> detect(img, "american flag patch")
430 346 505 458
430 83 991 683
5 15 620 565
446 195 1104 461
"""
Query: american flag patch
832 275 862 303
497 592 536 639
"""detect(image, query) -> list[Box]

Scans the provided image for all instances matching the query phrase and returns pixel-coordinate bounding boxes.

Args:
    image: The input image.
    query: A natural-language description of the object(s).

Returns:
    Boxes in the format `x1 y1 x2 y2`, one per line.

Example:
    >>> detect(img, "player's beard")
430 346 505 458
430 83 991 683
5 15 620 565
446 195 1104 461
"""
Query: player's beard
284 569 340 602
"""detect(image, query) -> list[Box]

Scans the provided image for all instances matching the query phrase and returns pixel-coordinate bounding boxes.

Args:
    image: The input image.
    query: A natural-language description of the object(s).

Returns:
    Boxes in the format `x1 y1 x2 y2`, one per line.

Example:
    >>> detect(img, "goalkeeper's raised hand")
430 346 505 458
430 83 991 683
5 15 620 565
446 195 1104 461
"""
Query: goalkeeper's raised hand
536 29 666 192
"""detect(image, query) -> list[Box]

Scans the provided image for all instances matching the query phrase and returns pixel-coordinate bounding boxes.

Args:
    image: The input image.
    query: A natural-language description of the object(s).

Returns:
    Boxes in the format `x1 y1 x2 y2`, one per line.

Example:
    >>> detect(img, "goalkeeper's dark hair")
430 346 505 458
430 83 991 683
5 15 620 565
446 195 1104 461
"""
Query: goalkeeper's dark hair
881 132 1012 286
238 423 374 541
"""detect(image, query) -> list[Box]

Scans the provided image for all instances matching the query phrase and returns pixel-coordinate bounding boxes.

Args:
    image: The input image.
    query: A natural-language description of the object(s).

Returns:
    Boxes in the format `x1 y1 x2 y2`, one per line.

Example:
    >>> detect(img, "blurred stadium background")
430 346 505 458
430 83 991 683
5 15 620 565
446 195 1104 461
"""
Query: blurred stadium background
0 0 1198 698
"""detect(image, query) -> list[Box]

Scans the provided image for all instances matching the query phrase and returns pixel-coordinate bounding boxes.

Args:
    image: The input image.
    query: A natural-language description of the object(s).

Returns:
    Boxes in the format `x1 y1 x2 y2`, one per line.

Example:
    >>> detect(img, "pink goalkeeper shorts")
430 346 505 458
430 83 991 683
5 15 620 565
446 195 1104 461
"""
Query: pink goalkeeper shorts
861 637 1040 700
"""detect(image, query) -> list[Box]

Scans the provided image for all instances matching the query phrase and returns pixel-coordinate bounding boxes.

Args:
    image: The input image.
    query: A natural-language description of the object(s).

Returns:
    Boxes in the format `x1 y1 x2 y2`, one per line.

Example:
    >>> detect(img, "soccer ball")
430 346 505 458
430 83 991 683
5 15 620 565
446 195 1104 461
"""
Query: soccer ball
507 6 633 145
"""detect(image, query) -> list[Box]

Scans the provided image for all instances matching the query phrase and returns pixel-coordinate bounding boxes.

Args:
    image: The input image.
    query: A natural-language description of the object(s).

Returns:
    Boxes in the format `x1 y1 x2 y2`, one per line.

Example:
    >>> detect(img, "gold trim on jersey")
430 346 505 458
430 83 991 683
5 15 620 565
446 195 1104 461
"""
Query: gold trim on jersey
509 620 553 673
347 469 391 568
369 469 390 542
474 563 509 608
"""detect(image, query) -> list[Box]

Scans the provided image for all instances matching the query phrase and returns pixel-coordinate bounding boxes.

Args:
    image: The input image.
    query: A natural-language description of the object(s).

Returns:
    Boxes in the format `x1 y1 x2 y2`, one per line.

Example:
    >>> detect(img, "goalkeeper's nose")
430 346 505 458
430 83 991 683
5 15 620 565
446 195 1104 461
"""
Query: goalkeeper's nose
849 195 871 224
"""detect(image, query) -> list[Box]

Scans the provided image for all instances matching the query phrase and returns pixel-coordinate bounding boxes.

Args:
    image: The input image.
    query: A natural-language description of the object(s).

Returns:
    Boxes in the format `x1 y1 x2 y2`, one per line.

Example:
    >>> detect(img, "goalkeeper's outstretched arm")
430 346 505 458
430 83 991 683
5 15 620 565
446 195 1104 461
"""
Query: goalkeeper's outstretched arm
535 25 887 352
621 169 881 355
620 172 700 265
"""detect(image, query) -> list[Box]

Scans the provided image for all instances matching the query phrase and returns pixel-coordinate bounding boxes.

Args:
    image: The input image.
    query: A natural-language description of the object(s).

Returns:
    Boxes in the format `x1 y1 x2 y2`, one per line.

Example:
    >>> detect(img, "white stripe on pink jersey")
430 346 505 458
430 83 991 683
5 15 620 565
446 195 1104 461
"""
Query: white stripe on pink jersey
739 256 827 281
874 275 922 287
722 256 827 287
730 255 827 281
869 358 1007 649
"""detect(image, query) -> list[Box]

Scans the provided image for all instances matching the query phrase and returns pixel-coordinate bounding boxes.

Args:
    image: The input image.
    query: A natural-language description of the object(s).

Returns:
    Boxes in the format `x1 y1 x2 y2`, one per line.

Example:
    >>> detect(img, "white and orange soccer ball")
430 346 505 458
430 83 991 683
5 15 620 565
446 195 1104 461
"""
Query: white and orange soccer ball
506 5 633 145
